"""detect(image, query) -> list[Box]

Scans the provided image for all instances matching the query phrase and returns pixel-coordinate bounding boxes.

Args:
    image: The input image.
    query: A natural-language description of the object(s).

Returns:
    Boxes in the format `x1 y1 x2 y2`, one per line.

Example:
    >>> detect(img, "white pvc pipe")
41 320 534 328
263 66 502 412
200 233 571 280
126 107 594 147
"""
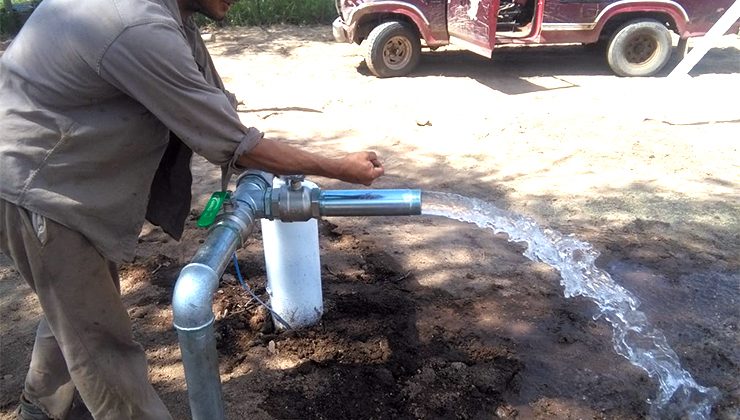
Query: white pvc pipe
668 0 740 78
261 178 323 329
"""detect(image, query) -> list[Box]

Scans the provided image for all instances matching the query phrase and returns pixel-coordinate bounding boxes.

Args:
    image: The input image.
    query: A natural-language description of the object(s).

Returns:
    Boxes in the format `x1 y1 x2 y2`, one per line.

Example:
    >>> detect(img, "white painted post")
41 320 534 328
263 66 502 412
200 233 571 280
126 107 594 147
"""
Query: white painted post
261 178 323 330
668 0 740 78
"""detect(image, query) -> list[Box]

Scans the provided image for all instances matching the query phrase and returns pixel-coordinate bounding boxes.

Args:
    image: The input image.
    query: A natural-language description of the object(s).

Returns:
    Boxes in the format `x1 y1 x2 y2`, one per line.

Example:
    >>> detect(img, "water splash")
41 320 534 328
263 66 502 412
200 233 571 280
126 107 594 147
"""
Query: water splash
422 191 720 419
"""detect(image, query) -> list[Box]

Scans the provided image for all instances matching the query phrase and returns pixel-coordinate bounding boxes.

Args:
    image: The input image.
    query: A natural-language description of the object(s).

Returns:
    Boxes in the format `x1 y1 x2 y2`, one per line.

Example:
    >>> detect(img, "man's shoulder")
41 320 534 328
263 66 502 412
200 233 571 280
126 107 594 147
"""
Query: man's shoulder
113 0 182 29
33 0 181 46
80 0 184 65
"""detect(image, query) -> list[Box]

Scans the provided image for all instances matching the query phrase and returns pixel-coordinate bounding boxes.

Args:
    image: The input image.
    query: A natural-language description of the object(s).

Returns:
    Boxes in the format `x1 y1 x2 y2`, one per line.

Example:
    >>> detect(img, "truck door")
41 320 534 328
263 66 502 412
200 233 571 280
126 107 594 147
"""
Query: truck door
447 0 500 57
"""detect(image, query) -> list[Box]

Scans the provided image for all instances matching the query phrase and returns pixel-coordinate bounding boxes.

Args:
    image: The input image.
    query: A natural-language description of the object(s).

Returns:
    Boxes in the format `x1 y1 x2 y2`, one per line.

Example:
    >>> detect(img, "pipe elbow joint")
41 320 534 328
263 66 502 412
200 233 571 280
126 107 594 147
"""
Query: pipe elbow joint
173 263 220 330
232 171 273 220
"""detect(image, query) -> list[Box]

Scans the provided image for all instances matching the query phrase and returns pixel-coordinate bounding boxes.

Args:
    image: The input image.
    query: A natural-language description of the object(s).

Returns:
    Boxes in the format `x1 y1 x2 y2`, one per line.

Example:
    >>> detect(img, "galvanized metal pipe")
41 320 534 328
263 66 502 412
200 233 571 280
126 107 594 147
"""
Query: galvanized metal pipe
172 227 242 420
318 189 422 217
172 172 271 420
173 172 422 420
267 182 422 221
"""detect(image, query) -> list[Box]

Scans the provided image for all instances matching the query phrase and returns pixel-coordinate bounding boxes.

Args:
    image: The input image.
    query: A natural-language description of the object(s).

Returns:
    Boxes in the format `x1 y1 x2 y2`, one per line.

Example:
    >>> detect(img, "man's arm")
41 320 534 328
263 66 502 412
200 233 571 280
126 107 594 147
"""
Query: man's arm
100 23 383 186
101 23 264 167
237 138 384 186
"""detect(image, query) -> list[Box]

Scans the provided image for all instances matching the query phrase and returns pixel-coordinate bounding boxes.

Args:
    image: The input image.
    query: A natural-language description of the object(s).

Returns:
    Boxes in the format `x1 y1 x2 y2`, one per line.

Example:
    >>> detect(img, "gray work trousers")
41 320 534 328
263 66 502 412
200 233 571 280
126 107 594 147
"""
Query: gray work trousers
0 199 172 420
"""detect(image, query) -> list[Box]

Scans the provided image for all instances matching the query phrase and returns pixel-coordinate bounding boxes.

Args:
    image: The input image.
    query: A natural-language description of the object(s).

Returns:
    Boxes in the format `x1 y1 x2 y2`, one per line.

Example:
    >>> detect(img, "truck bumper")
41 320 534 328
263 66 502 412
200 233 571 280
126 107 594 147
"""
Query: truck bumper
332 17 350 43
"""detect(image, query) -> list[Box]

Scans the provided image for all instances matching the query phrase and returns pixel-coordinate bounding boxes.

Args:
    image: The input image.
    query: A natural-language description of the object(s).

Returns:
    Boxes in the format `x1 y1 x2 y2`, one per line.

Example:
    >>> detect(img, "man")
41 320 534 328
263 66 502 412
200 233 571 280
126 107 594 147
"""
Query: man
0 0 384 417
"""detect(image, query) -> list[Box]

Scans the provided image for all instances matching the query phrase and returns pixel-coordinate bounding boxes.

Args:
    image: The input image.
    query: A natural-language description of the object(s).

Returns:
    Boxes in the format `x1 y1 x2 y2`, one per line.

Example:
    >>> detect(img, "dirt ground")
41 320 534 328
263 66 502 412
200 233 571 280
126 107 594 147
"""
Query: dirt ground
1 25 739 419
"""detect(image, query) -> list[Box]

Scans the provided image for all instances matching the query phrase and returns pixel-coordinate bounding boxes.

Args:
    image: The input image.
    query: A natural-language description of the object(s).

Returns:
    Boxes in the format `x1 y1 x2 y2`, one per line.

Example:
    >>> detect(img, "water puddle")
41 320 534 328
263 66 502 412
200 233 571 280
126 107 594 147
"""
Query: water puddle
422 191 720 419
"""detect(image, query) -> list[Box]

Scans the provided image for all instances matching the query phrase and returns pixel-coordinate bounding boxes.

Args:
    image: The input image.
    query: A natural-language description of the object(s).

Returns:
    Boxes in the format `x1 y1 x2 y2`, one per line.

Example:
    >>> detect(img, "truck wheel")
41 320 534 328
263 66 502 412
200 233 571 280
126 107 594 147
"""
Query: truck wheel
365 21 421 78
606 19 672 77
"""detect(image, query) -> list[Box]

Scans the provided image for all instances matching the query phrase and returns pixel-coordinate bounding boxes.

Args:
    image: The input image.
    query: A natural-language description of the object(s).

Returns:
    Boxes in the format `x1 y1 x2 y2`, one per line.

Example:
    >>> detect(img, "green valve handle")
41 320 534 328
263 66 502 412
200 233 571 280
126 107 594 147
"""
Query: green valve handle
197 191 230 228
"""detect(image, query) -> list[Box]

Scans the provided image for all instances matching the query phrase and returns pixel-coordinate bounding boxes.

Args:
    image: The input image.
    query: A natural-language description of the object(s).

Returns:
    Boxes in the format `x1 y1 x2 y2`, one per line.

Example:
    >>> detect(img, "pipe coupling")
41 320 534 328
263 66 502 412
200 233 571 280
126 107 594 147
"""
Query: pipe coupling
213 206 255 247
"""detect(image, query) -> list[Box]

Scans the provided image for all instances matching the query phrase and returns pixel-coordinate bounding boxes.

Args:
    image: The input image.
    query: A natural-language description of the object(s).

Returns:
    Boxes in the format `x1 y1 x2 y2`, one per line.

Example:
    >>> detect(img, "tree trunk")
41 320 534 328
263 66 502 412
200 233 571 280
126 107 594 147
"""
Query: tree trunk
3 0 12 11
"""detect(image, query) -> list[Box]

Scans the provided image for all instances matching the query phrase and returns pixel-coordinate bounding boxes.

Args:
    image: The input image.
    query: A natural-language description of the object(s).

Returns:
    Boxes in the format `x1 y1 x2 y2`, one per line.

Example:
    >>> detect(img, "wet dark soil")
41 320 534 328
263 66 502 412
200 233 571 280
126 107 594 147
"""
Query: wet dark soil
123 217 661 420
2 207 736 419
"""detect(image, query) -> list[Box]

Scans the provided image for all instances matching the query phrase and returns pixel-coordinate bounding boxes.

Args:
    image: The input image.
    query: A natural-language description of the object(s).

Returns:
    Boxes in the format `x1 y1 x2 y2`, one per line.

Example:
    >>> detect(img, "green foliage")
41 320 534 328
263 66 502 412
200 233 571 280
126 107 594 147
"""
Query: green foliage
198 0 337 27
0 6 21 35
2 0 337 36
1 0 38 35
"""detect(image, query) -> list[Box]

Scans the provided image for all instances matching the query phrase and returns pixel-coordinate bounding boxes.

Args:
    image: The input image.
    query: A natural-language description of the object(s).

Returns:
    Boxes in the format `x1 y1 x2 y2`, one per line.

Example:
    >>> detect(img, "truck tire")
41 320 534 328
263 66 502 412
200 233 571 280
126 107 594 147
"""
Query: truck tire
606 19 672 77
365 21 421 78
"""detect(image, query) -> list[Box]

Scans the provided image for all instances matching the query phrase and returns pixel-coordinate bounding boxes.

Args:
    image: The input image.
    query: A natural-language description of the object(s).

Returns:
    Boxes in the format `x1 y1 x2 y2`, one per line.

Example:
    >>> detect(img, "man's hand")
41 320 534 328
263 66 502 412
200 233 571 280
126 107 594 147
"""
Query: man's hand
236 138 385 186
335 151 384 186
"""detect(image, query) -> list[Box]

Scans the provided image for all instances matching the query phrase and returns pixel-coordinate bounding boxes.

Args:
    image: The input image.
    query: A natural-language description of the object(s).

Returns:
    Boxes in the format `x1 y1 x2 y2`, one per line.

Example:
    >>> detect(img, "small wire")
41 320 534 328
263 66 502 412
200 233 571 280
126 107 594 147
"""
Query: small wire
231 253 292 330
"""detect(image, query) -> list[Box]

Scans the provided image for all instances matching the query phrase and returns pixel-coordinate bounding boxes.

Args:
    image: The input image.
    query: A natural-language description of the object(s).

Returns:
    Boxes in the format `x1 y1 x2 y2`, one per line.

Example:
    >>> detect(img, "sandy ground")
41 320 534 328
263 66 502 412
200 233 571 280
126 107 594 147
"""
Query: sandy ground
1 25 739 419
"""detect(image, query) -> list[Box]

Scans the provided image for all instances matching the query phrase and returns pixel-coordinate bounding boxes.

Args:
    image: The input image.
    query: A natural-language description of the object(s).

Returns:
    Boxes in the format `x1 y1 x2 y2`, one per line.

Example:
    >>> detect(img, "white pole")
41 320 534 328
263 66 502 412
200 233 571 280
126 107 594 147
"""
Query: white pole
261 178 323 330
668 0 740 78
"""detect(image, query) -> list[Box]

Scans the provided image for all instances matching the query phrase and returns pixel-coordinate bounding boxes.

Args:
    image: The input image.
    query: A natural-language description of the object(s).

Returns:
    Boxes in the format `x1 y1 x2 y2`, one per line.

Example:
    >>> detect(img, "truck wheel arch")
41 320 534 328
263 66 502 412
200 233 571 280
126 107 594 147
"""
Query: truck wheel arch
594 3 688 42
350 7 437 46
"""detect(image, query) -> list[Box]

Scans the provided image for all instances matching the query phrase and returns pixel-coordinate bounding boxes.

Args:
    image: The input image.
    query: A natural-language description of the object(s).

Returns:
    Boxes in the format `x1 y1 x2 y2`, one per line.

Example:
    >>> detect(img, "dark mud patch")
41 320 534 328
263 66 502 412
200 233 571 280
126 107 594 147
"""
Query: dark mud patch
194 220 665 420
213 251 524 419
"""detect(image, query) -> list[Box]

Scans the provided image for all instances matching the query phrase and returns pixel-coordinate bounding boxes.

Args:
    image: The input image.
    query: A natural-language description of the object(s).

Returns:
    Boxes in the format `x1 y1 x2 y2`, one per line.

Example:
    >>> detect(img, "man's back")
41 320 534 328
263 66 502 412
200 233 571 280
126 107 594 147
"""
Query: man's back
0 0 175 261
0 0 255 262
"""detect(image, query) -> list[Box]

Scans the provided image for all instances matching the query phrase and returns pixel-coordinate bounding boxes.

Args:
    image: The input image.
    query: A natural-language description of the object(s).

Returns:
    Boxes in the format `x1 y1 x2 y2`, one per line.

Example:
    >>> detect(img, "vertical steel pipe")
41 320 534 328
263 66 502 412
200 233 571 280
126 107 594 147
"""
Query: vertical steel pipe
172 227 242 420
172 172 270 420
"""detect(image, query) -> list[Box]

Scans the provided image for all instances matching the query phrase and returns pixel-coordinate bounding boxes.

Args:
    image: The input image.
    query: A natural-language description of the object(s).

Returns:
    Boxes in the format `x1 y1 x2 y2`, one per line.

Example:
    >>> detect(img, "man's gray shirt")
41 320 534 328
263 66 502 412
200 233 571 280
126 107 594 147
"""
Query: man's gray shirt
0 0 262 262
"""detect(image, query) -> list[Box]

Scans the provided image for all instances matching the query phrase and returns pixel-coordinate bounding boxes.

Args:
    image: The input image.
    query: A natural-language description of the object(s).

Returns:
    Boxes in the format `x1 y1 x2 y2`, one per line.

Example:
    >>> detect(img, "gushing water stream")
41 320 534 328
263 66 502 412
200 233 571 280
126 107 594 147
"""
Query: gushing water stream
422 191 720 419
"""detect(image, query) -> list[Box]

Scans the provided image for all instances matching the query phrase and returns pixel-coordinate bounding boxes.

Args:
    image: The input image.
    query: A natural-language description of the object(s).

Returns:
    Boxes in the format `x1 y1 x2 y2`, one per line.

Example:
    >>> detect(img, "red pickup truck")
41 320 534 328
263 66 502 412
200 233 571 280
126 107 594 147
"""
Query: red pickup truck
332 0 739 77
